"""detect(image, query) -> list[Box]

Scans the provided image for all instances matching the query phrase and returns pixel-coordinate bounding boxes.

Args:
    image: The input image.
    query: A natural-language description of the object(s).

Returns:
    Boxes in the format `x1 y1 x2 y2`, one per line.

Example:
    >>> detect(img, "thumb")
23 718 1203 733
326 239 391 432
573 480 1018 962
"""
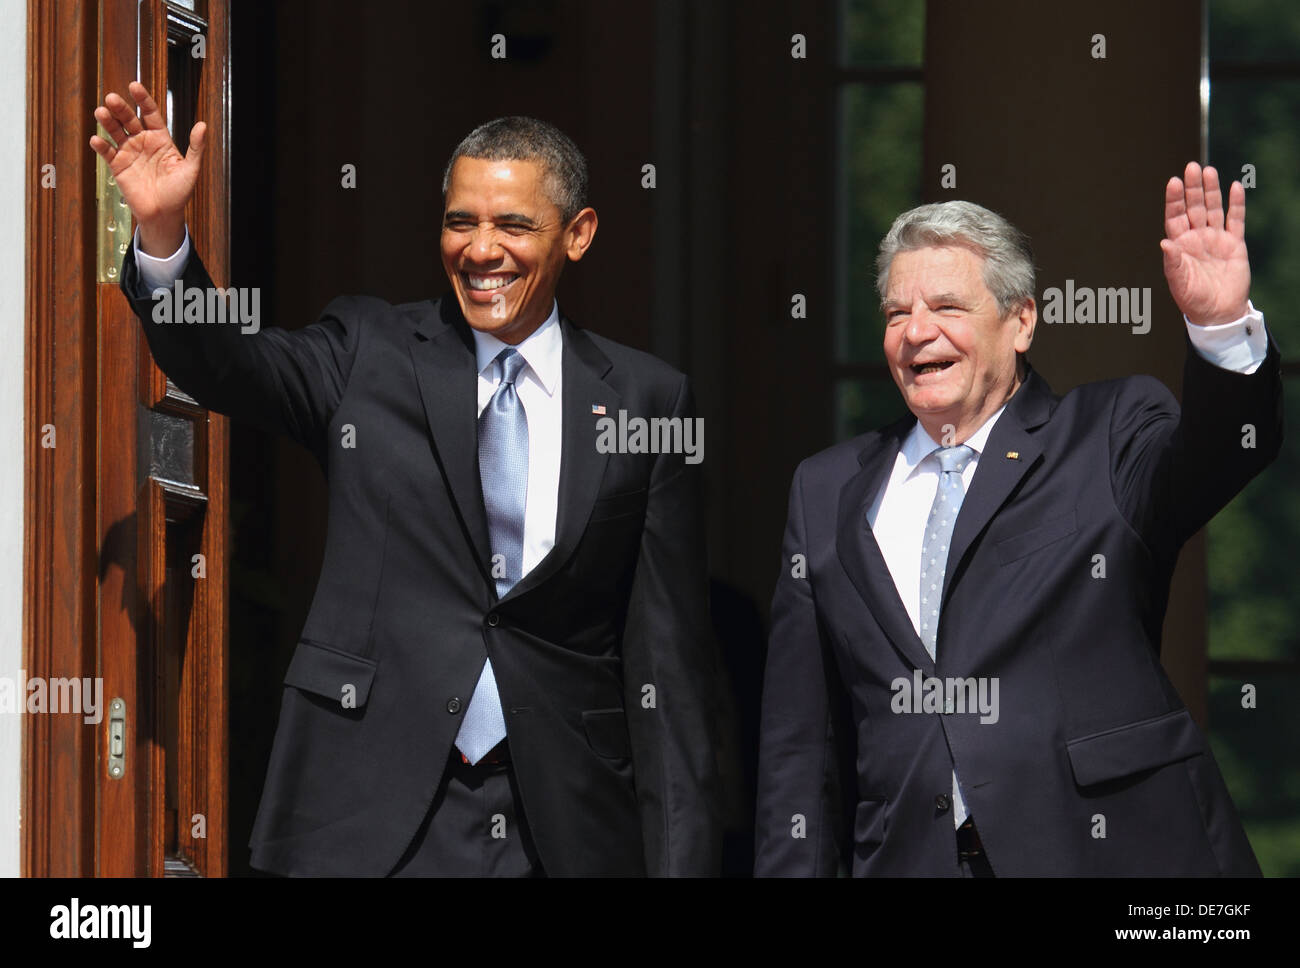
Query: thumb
184 121 207 171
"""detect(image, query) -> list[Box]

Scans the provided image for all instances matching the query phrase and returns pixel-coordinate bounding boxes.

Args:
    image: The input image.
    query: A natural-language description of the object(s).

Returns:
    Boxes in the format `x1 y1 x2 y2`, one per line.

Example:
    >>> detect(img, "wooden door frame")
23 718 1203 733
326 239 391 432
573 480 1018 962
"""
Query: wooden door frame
24 0 231 877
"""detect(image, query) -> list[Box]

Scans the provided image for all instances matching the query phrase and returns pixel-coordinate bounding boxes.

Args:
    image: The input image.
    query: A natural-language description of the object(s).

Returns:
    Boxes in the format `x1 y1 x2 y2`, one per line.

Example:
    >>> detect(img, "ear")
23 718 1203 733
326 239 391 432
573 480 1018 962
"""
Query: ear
564 207 598 262
1012 296 1037 353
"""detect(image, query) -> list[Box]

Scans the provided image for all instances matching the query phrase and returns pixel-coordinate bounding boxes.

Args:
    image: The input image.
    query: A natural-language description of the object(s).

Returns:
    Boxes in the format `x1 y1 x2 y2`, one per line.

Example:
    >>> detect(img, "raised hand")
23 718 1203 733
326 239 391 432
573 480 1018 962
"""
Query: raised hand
88 81 206 256
1160 161 1250 327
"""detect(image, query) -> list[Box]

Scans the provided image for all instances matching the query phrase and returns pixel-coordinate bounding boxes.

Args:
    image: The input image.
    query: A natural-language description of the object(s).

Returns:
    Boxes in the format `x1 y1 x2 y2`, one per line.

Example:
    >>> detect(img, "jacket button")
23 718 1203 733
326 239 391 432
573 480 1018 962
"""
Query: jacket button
935 794 951 813
486 613 500 628
446 697 462 714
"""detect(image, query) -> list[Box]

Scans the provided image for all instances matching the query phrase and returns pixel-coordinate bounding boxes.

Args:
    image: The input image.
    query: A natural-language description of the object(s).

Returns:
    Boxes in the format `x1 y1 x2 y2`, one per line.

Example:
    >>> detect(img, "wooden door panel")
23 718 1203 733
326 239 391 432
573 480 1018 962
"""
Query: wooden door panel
25 0 230 877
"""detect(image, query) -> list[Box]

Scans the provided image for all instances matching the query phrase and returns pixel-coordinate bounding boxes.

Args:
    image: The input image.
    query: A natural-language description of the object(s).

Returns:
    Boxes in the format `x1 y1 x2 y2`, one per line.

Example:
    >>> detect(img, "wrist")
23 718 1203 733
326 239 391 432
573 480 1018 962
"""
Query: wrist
138 217 186 258
1187 304 1249 327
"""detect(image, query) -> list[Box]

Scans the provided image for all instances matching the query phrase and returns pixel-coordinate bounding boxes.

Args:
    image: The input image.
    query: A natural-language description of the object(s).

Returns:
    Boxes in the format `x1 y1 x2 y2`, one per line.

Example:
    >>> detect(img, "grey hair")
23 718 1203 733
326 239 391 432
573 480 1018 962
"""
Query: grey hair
442 116 588 223
876 201 1035 318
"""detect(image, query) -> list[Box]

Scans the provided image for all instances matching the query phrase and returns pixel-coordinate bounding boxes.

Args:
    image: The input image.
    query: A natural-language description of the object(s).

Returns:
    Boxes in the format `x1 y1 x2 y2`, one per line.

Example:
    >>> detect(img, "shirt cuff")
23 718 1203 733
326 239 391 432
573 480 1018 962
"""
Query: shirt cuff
1184 301 1268 375
132 225 191 297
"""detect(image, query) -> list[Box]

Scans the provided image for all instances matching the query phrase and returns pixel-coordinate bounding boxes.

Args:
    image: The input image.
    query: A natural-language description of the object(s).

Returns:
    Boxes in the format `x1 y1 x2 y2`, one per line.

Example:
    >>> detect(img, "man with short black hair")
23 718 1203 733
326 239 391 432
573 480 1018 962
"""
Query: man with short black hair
92 82 725 876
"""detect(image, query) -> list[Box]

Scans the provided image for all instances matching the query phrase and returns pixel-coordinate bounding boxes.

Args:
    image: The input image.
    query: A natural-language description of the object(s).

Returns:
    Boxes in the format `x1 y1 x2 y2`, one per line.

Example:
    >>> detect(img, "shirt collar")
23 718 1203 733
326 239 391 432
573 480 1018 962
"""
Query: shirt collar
472 300 562 396
898 403 1009 476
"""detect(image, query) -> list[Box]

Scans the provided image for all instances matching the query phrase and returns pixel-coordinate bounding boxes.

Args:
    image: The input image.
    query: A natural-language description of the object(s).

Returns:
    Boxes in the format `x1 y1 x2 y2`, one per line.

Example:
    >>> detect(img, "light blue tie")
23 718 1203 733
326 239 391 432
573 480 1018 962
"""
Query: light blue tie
918 444 975 827
455 348 529 764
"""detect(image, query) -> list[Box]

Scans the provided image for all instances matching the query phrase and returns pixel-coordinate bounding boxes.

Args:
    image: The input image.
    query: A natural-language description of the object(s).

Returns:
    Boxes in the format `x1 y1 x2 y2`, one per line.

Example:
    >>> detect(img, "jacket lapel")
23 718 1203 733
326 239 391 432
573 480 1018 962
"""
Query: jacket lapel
835 416 936 674
408 297 494 581
941 366 1055 605
500 314 619 602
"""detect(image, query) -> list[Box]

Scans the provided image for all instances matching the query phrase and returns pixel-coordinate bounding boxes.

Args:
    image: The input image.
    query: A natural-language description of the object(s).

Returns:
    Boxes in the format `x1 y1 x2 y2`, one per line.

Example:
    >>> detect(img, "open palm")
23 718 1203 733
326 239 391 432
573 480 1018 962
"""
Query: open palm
1161 161 1250 327
89 81 205 229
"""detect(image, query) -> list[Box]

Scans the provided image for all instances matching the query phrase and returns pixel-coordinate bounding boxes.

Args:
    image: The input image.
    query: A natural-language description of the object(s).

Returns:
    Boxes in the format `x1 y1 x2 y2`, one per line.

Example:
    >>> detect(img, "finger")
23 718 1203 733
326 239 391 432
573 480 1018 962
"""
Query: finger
1183 160 1206 229
183 121 207 169
104 91 144 137
129 81 168 132
88 134 117 164
93 105 129 149
1226 180 1246 239
1202 165 1225 230
1164 176 1189 239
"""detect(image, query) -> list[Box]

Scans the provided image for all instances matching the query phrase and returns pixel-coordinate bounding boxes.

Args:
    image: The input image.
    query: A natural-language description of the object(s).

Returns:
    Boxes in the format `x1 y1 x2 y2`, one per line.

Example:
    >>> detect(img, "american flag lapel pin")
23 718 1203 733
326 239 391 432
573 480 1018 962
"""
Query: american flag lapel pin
592 404 607 415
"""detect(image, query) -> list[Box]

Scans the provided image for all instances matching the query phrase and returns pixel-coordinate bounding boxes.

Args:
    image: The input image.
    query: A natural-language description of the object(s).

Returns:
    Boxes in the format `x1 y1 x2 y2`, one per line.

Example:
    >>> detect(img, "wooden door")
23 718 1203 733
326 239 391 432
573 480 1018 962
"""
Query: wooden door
25 0 231 877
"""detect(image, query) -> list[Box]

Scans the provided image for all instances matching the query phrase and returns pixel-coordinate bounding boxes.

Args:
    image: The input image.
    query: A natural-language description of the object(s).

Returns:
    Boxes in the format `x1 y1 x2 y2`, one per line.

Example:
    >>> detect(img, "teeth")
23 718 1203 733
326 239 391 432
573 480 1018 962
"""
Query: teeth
914 362 952 373
467 274 516 291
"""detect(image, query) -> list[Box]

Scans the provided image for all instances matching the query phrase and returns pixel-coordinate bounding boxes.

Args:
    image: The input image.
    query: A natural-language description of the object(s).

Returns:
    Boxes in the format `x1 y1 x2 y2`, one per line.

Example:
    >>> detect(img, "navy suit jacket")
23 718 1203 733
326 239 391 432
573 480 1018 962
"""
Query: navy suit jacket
756 338 1281 876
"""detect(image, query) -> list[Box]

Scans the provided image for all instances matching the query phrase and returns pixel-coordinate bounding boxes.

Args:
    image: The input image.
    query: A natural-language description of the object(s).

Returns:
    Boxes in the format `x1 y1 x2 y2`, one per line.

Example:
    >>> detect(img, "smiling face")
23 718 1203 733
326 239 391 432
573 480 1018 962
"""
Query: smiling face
441 156 597 344
881 245 1036 443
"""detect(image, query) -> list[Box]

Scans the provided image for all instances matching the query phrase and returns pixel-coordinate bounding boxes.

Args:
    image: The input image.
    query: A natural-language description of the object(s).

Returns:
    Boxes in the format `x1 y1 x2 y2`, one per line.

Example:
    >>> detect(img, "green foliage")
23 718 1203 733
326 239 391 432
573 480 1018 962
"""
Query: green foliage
1209 676 1300 876
839 83 924 366
1211 0 1300 61
1205 0 1300 878
840 0 925 66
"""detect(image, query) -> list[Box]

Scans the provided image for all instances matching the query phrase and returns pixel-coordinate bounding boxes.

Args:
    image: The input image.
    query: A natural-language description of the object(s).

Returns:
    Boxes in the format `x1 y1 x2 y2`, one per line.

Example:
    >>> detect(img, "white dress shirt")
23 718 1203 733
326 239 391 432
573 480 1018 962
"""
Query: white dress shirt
473 311 563 579
132 226 565 583
863 306 1270 829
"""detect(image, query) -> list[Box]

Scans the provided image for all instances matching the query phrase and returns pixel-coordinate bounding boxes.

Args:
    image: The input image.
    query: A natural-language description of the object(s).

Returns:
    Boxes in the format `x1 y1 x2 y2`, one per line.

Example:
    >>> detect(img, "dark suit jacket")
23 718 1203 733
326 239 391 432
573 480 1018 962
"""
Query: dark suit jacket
121 247 724 875
755 338 1282 876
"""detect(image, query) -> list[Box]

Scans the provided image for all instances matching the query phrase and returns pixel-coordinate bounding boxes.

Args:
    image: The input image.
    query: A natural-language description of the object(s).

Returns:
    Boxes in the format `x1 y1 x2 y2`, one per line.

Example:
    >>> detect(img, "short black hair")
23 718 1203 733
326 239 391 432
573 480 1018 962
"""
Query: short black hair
442 117 589 222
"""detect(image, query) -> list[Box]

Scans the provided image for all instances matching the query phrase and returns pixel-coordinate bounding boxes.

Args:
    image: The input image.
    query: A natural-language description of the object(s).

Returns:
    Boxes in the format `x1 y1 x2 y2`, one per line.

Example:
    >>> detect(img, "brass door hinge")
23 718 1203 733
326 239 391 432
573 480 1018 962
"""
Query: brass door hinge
96 127 133 284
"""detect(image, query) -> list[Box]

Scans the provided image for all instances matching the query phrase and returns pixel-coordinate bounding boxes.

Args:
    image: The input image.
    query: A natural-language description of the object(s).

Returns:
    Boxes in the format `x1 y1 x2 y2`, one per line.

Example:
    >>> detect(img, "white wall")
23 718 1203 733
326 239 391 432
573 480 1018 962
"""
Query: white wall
0 0 27 877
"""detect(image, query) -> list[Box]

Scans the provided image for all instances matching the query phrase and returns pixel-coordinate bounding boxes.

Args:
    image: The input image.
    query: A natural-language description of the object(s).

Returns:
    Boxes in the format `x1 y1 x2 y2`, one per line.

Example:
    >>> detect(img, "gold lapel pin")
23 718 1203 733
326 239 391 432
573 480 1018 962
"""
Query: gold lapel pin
1005 451 1020 460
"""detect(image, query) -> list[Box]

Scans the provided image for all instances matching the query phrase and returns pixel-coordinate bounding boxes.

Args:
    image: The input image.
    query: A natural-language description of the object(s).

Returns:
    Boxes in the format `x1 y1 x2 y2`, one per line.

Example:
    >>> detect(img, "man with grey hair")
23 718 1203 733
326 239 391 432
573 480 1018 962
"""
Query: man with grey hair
755 164 1278 876
93 82 726 876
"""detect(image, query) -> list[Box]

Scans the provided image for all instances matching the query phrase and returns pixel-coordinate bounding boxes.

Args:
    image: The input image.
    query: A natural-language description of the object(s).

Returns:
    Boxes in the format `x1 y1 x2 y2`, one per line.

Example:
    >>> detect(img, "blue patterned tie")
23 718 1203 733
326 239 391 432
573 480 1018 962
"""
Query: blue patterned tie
919 444 974 826
455 348 529 764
